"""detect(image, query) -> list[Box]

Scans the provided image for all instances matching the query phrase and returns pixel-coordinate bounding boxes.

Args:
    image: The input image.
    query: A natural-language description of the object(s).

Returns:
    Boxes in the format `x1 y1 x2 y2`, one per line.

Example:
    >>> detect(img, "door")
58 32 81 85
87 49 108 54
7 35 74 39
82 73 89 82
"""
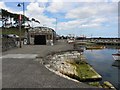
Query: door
34 35 46 45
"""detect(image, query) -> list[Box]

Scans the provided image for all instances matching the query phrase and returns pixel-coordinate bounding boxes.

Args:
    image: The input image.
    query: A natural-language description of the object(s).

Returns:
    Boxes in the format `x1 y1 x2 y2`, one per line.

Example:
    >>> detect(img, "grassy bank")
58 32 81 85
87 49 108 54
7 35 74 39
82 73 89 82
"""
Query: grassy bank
1 27 26 36
68 60 102 82
66 59 115 89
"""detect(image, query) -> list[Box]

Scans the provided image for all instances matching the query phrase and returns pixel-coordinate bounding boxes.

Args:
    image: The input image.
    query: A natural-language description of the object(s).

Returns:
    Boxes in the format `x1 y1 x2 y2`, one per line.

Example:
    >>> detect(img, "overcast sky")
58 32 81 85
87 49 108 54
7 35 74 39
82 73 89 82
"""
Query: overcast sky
0 0 119 37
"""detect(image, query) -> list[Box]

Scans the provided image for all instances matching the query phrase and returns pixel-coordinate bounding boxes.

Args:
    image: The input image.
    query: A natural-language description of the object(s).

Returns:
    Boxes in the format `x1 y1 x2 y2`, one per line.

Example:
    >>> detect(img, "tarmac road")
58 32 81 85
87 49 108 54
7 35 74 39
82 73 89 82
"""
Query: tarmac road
0 58 1 89
2 40 96 88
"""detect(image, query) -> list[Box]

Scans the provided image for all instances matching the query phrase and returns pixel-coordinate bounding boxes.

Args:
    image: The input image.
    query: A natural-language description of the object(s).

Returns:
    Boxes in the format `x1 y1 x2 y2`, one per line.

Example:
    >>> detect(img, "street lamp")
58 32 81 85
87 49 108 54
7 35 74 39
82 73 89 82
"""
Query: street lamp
55 18 57 31
17 2 25 48
17 2 25 26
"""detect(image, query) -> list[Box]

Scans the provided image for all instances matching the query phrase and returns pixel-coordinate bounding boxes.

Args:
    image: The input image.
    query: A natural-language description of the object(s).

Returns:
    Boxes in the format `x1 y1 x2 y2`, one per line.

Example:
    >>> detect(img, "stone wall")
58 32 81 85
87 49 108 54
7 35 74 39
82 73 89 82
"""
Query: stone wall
2 38 18 52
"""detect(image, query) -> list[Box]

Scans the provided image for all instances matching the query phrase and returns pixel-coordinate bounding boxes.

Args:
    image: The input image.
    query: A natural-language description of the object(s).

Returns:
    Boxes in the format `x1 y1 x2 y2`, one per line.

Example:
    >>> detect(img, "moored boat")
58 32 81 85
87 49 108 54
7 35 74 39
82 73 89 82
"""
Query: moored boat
112 53 120 61
86 46 105 50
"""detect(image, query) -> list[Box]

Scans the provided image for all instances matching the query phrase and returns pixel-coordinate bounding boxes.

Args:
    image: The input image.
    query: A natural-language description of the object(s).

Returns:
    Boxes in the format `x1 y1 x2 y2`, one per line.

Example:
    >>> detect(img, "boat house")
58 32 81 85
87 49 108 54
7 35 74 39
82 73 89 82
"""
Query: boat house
27 27 56 45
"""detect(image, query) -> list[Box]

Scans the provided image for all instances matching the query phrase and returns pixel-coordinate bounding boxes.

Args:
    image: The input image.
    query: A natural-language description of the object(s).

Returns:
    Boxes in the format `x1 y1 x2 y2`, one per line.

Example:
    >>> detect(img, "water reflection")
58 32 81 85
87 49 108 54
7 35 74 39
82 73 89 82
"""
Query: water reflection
112 60 120 68
83 48 119 89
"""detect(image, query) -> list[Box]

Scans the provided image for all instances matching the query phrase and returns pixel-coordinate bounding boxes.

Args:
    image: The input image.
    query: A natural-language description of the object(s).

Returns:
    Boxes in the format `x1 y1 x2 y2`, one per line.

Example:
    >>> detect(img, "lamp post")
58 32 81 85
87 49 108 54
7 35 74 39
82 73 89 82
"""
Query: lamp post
17 2 25 25
55 18 57 31
19 14 22 48
17 2 25 48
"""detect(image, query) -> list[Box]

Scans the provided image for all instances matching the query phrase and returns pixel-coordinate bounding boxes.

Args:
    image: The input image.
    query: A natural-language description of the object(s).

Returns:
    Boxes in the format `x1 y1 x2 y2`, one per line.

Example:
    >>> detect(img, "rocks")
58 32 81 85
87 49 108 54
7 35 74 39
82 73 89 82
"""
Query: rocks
44 51 83 81
103 81 116 89
44 50 103 82
44 50 115 89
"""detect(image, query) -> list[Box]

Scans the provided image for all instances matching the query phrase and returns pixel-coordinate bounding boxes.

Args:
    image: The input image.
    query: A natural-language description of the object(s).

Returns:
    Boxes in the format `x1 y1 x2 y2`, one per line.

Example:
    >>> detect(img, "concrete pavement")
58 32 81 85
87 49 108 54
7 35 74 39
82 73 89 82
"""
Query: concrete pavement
2 40 96 88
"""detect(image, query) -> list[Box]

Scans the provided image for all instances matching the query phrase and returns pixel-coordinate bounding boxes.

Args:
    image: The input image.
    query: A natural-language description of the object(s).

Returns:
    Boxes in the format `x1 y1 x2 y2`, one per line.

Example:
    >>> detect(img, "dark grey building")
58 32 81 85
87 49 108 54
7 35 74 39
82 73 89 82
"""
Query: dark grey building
28 27 56 45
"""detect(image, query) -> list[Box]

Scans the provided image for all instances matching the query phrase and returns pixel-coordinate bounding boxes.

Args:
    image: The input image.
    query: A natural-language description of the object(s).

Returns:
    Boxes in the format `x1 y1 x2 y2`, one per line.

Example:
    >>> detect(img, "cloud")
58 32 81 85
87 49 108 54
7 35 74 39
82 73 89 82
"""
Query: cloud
46 2 64 13
65 2 117 19
0 2 10 10
39 0 120 2
65 7 97 19
0 1 118 37
58 18 102 31
26 2 56 28
46 1 80 13
0 2 56 29
58 20 80 30
2 0 120 3
0 2 24 15
91 17 108 23
36 0 49 2
81 23 100 28
2 0 48 2
56 2 118 35
26 2 45 15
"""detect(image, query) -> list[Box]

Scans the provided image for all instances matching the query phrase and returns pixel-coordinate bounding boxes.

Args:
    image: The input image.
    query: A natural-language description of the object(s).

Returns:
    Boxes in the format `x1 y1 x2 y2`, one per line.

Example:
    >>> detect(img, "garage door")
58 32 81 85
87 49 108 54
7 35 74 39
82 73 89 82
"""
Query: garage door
34 35 46 45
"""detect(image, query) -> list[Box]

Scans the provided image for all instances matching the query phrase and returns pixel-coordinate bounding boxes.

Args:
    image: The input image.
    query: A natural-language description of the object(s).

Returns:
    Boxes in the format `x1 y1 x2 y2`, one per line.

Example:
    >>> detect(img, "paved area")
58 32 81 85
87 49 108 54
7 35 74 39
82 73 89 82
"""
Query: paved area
0 58 1 89
1 54 38 59
2 40 96 88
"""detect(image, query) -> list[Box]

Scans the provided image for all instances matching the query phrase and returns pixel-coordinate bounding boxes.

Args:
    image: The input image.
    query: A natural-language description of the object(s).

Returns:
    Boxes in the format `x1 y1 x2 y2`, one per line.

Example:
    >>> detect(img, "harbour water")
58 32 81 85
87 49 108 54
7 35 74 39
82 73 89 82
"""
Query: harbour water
84 48 119 89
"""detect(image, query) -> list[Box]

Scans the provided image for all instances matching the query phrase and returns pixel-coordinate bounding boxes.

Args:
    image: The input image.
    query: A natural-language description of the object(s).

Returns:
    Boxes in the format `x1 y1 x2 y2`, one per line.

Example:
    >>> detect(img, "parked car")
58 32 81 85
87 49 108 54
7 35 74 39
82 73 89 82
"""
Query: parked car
67 38 75 44
7 34 19 38
0 34 2 38
1 34 9 38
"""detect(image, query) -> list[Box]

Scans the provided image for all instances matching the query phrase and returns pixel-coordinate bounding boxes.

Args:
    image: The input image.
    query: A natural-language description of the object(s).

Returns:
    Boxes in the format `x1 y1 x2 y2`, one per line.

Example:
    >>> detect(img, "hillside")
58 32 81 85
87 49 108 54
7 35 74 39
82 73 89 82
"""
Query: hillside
1 27 26 36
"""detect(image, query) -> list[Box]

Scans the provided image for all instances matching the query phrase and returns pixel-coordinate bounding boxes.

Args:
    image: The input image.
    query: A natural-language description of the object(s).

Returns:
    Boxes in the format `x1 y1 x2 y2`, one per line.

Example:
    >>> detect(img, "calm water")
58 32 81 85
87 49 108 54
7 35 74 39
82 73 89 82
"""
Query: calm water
84 48 119 89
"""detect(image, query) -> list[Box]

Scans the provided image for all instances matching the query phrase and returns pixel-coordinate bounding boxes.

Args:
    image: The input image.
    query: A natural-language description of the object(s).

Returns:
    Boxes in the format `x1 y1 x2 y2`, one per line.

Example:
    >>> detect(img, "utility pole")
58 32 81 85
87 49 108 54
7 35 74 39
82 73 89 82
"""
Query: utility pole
56 18 57 31
91 34 93 38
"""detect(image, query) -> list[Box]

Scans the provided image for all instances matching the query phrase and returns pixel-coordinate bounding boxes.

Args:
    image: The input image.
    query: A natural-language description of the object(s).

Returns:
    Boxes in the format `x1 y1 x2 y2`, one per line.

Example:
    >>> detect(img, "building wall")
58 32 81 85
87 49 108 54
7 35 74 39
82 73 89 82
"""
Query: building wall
28 27 56 45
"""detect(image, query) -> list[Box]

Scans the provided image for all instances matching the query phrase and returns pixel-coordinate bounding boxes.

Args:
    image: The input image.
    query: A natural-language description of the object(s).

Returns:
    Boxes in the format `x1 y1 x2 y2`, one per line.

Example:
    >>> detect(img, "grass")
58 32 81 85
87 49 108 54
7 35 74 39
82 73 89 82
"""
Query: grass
102 81 115 89
75 61 97 79
1 27 26 36
88 82 102 87
68 60 101 81
67 59 114 88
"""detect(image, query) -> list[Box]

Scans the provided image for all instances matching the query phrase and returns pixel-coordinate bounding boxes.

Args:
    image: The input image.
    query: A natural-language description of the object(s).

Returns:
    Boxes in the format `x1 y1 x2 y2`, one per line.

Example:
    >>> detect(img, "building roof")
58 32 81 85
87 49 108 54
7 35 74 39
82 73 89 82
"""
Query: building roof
29 26 55 35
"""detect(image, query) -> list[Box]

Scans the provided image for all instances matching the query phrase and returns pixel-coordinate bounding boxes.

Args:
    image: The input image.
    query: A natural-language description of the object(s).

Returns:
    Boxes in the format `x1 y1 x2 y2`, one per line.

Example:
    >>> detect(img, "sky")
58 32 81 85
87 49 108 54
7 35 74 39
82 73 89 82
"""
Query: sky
0 0 119 37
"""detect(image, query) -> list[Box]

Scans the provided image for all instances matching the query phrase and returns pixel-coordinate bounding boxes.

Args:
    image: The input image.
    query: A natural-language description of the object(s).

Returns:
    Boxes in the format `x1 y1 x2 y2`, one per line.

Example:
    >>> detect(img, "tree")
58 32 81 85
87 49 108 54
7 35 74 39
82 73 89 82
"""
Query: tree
1 9 30 28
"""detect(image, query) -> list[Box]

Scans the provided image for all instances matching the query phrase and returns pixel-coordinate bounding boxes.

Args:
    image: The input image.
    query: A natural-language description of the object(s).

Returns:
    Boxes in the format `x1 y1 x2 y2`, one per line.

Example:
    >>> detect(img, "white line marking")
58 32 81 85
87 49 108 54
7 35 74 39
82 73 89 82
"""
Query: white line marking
0 54 38 59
